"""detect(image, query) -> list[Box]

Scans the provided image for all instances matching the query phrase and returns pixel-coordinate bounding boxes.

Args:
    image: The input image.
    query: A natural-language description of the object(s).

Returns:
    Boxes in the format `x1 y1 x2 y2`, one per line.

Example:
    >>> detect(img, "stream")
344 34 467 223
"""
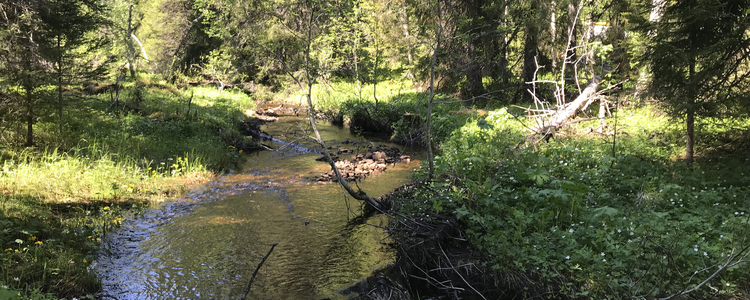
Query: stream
94 117 425 299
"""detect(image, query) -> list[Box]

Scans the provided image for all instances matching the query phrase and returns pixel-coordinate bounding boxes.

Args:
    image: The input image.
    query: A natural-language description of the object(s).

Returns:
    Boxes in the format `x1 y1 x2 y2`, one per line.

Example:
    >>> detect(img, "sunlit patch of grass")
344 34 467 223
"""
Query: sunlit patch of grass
1 147 215 208
0 81 256 298
0 143 216 297
190 85 255 113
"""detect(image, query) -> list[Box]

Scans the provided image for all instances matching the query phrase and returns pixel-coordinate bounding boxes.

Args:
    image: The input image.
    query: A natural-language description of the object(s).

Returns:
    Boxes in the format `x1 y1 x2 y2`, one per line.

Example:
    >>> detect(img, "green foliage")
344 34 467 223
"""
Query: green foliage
399 105 750 298
0 82 254 298
307 78 466 143
0 196 128 298
645 0 750 117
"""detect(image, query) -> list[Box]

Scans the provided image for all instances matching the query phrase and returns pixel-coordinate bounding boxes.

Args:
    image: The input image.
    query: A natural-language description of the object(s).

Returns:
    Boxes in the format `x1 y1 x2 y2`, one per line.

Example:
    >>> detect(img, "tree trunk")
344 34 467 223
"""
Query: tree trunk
126 5 136 79
550 0 558 71
353 24 361 94
686 55 696 169
25 86 33 147
521 0 540 102
464 43 486 102
686 108 694 168
585 0 595 77
401 12 417 84
372 38 380 115
462 0 486 102
534 76 600 135
426 23 441 180
566 0 579 82
597 98 607 133
57 35 64 135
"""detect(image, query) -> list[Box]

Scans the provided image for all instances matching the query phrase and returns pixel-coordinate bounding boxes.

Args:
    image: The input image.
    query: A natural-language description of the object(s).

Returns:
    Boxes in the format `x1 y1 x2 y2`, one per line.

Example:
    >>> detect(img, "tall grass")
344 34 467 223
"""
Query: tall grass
0 145 211 211
0 81 254 299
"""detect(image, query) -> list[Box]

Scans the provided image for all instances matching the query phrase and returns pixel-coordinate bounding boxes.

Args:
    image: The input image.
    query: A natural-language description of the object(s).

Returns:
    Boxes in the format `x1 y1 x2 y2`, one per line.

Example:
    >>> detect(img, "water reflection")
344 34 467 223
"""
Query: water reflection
95 118 423 299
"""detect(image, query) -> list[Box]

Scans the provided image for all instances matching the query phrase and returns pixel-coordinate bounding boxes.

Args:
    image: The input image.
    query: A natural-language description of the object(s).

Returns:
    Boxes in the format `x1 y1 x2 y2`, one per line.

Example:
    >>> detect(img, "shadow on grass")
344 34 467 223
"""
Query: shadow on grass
1 192 157 298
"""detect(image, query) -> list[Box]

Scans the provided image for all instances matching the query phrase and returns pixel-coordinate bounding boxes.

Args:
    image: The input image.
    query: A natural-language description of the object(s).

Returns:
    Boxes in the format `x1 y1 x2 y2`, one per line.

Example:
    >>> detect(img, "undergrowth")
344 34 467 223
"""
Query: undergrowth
289 78 466 143
400 105 750 299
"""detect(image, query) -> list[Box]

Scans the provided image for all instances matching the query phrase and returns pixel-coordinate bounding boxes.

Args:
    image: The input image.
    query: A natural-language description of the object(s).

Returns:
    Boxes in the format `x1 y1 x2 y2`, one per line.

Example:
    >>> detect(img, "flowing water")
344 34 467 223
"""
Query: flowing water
94 117 425 300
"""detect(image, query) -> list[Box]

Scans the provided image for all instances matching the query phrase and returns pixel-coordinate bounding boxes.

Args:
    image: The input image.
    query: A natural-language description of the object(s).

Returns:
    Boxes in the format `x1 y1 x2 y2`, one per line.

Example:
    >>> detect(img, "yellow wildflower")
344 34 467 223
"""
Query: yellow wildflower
96 238 101 242
14 249 18 253
83 259 87 263
28 236 37 241
35 241 43 245
4 248 12 253
103 206 110 211
239 150 243 154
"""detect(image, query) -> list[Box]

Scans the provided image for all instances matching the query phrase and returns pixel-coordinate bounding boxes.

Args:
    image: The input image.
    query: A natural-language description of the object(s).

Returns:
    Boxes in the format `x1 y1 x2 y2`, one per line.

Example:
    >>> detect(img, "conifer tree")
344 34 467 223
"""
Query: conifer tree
646 0 750 168
0 0 107 145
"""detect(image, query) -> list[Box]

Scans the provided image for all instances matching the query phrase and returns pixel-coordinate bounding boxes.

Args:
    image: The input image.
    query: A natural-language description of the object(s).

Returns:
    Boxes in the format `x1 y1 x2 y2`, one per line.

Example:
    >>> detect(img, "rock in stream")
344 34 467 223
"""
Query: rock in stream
317 145 411 182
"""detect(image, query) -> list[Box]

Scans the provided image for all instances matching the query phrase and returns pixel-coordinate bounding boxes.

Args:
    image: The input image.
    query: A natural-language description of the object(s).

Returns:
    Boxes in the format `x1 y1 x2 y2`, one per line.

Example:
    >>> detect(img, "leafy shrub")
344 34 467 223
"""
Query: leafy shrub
405 106 750 298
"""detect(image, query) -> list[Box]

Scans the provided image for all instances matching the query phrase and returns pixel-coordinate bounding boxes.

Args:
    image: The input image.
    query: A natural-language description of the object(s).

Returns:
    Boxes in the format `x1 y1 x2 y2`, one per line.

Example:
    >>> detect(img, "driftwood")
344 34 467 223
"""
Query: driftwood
107 75 125 110
240 243 278 300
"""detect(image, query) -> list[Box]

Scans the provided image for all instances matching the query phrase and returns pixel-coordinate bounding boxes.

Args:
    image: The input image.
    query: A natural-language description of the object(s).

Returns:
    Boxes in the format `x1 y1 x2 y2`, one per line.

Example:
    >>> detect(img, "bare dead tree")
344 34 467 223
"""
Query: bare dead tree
262 3 385 211
424 0 443 181
519 1 607 145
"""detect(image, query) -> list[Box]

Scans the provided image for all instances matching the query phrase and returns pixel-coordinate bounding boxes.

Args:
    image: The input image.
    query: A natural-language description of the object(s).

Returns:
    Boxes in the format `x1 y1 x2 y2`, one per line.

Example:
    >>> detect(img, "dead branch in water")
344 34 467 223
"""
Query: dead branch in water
241 243 278 300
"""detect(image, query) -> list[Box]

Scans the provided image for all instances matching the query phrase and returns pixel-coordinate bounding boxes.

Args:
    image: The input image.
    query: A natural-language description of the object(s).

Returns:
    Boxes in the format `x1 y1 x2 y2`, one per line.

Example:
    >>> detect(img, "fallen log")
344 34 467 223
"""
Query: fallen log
532 76 601 139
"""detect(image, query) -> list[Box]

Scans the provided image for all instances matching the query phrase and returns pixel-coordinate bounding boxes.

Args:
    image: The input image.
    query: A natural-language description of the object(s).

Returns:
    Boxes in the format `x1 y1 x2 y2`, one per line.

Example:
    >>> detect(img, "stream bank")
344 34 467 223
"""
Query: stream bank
248 102 505 300
346 184 510 300
94 108 428 299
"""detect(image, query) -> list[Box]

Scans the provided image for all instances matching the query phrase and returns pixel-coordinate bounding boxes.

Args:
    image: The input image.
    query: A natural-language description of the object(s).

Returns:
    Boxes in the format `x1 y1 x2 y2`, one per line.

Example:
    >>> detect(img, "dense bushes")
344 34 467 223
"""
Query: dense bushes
403 107 750 298
309 79 467 144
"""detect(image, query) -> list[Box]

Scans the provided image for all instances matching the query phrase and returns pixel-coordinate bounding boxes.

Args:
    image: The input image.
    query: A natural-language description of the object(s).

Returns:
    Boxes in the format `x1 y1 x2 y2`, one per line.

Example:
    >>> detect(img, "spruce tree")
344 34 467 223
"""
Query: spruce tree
646 0 750 168
0 0 107 145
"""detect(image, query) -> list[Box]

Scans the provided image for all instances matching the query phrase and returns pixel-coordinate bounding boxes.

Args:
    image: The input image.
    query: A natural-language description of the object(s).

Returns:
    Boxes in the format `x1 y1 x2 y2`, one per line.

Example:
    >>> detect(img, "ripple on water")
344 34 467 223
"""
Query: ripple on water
95 118 424 299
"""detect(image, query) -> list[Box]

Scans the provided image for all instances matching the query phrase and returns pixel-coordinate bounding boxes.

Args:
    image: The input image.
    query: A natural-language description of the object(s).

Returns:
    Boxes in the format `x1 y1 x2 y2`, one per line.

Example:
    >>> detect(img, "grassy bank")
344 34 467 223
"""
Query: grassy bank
283 78 466 144
0 78 256 299
392 105 750 299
